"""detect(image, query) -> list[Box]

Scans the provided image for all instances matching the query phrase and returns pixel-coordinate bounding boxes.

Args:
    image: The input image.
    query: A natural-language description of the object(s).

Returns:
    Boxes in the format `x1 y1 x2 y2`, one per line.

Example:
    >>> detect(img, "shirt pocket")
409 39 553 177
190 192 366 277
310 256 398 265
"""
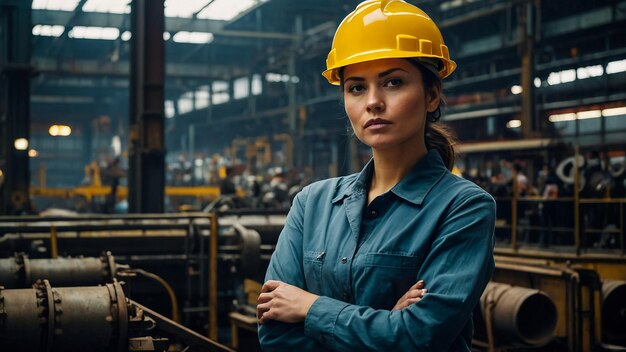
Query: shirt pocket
303 250 325 294
362 253 422 309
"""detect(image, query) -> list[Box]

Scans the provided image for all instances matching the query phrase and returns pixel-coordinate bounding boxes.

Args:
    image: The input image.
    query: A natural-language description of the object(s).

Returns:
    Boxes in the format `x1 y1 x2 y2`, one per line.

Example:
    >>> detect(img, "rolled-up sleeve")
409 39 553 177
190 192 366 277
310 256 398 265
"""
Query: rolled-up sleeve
258 187 328 351
303 192 496 351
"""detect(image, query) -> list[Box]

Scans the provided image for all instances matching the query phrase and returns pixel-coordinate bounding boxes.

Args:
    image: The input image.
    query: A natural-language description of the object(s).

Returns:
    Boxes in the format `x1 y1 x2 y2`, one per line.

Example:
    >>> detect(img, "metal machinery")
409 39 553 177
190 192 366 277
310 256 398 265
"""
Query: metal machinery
477 282 557 348
1 211 625 351
0 280 233 352
0 252 116 288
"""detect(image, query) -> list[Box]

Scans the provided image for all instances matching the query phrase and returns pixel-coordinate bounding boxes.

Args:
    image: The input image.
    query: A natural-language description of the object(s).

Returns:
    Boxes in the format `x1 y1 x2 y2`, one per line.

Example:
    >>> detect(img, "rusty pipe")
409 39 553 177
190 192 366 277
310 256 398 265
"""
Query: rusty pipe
0 252 116 288
479 282 557 347
602 279 626 343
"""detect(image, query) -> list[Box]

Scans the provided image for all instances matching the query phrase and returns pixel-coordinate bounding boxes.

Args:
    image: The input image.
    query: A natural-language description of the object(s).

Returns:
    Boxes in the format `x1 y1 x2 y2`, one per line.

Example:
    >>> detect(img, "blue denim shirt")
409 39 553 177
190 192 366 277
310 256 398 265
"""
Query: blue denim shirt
259 150 496 351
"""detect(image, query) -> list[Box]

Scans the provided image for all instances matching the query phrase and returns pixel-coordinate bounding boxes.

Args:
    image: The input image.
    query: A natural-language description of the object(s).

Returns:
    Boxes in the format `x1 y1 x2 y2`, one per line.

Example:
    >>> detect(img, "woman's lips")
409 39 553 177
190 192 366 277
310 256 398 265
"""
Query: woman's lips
364 118 392 130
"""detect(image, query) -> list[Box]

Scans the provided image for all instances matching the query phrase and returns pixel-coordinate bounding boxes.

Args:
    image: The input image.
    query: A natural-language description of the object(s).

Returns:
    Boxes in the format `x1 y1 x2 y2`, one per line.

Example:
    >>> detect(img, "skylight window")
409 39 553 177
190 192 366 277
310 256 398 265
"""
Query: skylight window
197 0 258 20
32 0 81 11
164 0 209 18
68 26 120 41
32 25 65 37
172 31 214 44
83 0 131 14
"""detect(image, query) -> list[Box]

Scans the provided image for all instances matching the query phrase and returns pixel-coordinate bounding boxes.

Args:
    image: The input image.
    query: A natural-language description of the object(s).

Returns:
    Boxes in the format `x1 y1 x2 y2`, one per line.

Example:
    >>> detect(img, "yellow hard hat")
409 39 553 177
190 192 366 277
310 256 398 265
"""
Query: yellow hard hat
322 0 457 85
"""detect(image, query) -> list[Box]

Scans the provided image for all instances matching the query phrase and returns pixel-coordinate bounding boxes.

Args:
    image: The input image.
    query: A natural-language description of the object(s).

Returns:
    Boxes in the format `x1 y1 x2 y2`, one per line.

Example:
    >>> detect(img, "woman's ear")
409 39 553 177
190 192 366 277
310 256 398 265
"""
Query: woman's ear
427 82 442 113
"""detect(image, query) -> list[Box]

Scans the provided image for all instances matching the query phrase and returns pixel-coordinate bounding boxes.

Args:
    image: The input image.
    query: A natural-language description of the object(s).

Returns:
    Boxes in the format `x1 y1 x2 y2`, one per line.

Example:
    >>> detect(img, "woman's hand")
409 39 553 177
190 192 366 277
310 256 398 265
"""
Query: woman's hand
257 280 320 324
392 280 427 311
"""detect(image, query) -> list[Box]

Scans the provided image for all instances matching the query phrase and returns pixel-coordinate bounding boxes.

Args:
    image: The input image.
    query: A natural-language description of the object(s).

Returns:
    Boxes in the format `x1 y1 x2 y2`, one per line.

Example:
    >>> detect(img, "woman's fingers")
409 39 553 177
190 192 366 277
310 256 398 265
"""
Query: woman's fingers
257 302 271 320
257 292 273 304
261 280 282 293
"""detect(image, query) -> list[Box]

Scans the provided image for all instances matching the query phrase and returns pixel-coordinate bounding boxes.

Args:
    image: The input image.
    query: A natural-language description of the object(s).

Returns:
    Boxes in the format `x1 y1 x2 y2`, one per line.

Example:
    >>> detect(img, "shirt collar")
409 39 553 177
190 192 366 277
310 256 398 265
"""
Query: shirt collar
331 150 448 206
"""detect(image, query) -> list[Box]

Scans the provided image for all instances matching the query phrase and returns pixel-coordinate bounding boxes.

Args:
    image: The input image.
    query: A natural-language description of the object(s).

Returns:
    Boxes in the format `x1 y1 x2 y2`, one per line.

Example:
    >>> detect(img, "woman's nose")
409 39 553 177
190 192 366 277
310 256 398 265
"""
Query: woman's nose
366 89 385 113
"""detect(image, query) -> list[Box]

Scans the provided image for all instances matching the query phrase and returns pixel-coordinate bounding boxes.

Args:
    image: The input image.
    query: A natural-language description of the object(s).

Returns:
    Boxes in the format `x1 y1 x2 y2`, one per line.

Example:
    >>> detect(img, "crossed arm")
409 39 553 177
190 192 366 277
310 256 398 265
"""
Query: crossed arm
257 190 495 351
257 279 426 323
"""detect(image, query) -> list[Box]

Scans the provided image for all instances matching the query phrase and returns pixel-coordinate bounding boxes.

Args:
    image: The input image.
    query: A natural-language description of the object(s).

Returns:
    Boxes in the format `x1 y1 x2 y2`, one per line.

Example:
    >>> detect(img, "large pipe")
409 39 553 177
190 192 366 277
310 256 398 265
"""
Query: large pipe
0 252 116 288
479 282 557 347
0 280 127 352
0 281 235 352
602 279 626 342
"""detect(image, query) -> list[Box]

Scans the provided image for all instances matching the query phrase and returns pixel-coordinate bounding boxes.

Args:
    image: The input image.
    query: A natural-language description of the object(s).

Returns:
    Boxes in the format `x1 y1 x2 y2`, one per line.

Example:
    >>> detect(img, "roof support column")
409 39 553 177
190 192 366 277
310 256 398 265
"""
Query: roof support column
520 0 538 138
0 0 32 214
128 0 166 213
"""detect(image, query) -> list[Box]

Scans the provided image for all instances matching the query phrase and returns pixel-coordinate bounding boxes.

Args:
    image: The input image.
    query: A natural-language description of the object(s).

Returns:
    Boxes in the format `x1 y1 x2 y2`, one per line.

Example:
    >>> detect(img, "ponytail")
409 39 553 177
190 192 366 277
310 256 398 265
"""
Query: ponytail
412 60 457 170
425 122 457 171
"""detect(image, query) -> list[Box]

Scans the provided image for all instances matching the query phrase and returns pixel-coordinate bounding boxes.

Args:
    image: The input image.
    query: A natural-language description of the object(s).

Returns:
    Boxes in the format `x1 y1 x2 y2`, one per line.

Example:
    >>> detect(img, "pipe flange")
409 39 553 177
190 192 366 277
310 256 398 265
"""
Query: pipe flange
51 289 63 337
34 279 55 352
106 281 128 352
101 251 116 282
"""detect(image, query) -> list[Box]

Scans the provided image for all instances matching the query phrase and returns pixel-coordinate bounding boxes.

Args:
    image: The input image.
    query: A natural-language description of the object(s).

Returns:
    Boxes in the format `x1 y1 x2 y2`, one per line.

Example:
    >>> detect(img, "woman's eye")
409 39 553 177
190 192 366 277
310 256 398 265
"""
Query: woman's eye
385 78 402 87
348 84 365 93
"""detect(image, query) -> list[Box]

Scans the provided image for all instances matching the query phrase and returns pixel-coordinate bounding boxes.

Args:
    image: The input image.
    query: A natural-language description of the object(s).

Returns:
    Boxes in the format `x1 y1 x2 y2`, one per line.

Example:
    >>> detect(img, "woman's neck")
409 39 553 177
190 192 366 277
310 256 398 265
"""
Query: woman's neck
368 144 428 204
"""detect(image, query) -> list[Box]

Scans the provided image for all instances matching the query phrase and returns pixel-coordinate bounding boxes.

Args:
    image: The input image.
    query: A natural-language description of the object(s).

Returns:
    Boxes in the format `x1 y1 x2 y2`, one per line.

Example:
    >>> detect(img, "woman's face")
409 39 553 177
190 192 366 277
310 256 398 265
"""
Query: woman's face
343 58 440 153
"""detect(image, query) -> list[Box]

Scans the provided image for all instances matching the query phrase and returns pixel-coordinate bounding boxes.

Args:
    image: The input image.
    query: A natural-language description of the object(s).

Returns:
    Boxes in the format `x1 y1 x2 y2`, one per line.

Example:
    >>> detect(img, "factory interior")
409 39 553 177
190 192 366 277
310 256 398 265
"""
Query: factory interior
1 0 626 351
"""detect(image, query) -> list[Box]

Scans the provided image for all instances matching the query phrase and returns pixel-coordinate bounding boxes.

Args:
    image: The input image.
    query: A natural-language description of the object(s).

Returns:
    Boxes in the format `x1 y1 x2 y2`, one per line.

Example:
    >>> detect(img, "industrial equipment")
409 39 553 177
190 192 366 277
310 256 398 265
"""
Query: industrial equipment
602 279 626 344
478 282 557 348
0 252 116 288
0 280 233 352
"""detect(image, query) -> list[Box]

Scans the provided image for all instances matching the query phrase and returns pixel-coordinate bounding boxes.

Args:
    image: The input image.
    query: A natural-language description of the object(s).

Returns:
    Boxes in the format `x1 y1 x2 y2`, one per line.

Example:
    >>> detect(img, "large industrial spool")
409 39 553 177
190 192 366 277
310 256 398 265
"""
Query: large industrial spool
479 282 557 347
0 252 117 288
0 280 127 352
602 279 626 343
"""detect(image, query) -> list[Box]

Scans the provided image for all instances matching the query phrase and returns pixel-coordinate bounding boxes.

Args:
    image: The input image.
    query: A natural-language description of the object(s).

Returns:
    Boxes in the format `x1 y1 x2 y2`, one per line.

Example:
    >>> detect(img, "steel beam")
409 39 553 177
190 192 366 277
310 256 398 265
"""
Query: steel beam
0 0 32 214
520 1 536 138
128 0 166 213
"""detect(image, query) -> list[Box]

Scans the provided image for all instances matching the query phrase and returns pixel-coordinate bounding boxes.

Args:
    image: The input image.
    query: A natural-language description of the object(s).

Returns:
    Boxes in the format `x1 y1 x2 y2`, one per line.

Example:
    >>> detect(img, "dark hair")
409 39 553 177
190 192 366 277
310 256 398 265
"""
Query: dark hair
339 60 457 170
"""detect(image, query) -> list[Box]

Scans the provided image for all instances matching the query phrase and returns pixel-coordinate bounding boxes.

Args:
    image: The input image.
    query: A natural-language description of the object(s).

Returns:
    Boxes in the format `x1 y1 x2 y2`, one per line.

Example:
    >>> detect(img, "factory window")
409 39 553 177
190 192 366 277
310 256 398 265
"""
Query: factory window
197 0 260 21
165 100 175 119
195 86 210 109
252 74 263 95
234 77 250 100
32 0 80 11
82 0 131 14
178 92 194 114
212 81 230 105
164 0 210 18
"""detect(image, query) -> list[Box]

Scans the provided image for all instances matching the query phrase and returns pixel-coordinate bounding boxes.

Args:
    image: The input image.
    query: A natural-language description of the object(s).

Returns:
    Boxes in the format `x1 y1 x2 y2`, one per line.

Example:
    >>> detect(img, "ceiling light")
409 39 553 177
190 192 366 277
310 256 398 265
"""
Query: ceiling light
68 26 119 40
49 125 72 137
172 31 214 44
506 120 522 129
121 31 132 41
606 59 626 75
14 138 29 151
28 149 39 158
549 113 576 122
602 107 626 117
576 110 601 119
510 85 522 95
32 25 65 37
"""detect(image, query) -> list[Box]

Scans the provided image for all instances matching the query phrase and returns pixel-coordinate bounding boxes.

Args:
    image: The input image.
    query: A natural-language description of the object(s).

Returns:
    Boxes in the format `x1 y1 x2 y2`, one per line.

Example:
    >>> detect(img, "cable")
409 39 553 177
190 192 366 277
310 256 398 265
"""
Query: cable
131 268 181 323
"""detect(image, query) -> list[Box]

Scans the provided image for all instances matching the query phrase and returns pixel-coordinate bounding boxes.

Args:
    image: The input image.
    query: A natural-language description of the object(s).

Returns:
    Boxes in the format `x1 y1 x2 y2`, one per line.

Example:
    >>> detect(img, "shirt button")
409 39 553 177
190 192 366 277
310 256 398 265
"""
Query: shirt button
369 210 378 218
341 257 347 264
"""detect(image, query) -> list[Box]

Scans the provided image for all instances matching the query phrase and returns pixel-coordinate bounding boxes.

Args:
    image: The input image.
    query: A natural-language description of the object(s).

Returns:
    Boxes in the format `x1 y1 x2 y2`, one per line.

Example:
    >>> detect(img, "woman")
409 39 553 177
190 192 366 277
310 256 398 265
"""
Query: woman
257 0 495 350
